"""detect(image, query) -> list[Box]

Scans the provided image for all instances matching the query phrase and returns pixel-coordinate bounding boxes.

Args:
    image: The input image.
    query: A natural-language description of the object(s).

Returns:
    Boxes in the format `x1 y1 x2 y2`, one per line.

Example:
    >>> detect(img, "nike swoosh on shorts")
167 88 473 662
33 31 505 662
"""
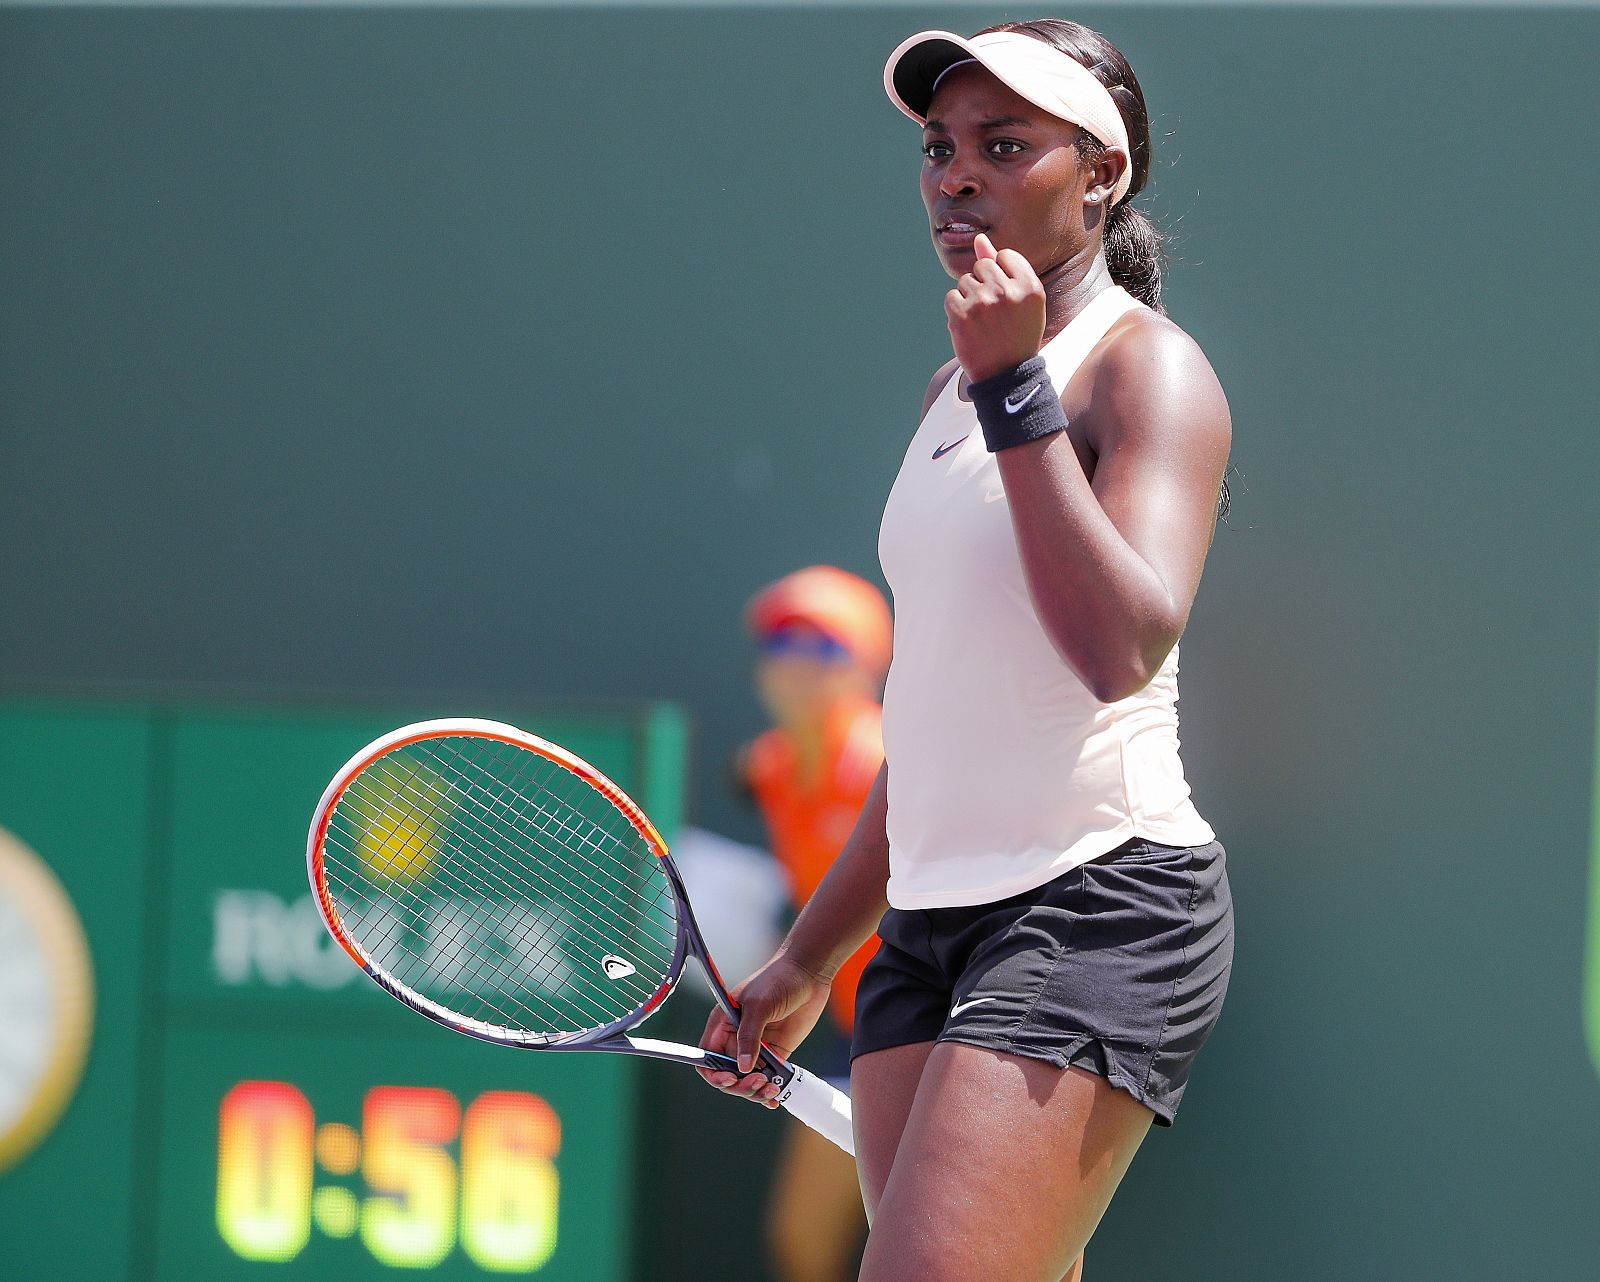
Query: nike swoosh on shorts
949 996 996 1018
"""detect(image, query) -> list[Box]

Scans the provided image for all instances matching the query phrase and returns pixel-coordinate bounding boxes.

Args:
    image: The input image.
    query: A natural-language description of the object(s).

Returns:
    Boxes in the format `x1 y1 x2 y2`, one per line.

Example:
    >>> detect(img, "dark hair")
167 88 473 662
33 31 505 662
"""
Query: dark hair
976 19 1165 313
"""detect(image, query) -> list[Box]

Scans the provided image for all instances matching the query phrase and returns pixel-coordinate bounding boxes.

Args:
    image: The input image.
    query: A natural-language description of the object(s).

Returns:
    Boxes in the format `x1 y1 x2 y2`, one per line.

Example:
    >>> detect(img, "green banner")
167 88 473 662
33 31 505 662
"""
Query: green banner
0 697 684 1282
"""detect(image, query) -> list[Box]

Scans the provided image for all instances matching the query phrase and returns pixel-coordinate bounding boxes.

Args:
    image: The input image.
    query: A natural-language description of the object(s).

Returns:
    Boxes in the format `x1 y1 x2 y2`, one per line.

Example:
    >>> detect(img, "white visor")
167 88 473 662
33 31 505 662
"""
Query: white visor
884 29 1134 206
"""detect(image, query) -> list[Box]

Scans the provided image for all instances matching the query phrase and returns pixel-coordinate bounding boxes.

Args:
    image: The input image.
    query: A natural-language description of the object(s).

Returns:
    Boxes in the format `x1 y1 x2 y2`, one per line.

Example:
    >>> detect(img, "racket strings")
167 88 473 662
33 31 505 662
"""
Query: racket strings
320 734 679 1038
329 746 673 1033
333 780 665 1026
384 739 677 971
444 739 679 975
334 766 598 990
327 797 621 1034
351 748 671 982
405 740 677 1013
344 743 677 1001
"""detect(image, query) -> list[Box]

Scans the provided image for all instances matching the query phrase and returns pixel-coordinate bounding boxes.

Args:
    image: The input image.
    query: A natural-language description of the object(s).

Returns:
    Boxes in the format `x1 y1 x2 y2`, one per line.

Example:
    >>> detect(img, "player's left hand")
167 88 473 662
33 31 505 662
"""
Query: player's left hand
945 232 1047 382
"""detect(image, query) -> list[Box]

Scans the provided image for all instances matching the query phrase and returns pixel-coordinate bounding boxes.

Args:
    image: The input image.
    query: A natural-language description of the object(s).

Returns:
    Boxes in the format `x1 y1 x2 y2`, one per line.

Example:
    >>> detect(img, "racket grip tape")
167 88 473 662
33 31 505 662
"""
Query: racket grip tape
773 1065 855 1156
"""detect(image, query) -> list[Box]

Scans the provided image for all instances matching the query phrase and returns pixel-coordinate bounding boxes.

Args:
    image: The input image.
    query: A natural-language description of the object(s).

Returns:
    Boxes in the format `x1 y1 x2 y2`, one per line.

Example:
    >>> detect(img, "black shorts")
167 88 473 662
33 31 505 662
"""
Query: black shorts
852 837 1233 1125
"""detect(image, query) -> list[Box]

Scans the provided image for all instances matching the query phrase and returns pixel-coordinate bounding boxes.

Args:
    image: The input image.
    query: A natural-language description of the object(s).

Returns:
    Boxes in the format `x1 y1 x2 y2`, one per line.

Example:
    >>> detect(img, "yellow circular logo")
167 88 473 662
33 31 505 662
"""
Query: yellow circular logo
0 826 94 1172
355 764 455 885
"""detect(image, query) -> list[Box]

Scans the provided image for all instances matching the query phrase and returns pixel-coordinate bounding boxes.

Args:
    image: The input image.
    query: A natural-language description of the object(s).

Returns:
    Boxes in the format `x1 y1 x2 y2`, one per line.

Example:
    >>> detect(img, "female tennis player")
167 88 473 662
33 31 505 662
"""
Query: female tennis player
700 20 1233 1281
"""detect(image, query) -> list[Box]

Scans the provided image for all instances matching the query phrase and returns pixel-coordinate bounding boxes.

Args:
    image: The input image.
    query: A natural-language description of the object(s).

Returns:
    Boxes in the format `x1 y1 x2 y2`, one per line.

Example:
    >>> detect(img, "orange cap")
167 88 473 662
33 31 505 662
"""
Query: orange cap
745 566 893 679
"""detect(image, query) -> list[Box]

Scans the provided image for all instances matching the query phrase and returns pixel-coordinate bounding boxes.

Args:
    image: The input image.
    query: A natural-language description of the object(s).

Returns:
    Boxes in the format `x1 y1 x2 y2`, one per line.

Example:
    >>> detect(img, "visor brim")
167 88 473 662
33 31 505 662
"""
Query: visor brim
886 32 977 123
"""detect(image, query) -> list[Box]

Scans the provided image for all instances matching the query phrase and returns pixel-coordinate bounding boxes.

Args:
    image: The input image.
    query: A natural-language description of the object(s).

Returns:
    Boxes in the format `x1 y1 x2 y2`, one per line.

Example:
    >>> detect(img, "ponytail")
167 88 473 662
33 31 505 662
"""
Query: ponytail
1104 201 1164 314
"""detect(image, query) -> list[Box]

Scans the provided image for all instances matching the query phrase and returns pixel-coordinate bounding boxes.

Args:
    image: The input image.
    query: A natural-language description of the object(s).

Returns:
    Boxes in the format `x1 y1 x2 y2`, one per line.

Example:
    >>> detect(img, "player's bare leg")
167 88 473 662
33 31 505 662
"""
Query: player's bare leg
767 1117 868 1282
854 1041 1087 1281
855 1042 1150 1282
850 1040 935 1223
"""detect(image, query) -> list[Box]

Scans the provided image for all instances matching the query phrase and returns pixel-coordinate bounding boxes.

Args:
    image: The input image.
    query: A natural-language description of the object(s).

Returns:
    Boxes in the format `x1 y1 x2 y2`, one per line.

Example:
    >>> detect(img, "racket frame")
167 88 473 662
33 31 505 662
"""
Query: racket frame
307 719 787 1084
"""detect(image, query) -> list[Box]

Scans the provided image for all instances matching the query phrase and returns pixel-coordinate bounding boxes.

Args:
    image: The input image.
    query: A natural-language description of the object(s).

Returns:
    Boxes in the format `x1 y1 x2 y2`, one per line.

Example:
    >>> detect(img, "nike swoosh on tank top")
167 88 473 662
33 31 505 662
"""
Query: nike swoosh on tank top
878 285 1214 910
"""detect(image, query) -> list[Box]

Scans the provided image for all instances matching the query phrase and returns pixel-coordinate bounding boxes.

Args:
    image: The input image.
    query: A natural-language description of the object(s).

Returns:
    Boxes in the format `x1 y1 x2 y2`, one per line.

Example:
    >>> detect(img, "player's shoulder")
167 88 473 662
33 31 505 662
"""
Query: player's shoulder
1085 305 1230 444
1096 306 1220 391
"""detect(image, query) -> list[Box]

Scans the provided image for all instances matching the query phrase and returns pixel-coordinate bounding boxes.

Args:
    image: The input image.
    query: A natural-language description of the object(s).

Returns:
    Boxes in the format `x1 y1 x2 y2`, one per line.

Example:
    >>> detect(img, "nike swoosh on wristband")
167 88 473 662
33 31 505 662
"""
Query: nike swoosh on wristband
1004 384 1043 414
949 996 996 1018
931 434 969 460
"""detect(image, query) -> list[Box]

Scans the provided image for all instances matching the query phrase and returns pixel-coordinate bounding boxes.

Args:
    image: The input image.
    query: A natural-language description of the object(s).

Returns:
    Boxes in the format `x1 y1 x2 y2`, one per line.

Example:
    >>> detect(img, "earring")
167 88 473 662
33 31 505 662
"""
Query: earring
1086 193 1101 203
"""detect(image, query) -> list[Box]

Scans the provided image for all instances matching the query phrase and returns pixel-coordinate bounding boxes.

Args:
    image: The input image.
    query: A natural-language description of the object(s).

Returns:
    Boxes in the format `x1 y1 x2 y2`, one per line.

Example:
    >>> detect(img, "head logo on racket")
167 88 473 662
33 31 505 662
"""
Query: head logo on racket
599 954 637 981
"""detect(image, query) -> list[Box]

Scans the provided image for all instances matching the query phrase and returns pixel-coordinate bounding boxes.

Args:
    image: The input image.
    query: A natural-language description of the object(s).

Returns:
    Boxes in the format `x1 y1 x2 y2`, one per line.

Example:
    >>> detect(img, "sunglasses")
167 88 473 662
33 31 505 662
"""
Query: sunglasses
759 628 852 663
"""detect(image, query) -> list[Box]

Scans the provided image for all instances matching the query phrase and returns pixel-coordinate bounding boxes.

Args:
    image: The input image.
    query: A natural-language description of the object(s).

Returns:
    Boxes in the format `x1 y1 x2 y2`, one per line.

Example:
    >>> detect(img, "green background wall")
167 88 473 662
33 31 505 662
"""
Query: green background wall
2 5 1597 1279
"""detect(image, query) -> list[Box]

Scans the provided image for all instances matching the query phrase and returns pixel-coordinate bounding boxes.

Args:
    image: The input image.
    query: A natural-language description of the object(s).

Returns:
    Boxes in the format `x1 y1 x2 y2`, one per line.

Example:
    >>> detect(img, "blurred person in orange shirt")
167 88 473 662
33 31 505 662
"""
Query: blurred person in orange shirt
736 566 890 1282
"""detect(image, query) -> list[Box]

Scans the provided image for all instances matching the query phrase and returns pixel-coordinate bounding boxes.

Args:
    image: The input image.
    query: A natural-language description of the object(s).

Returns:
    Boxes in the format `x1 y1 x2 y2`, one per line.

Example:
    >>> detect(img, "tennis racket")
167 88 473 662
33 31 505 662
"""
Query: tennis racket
306 717 855 1155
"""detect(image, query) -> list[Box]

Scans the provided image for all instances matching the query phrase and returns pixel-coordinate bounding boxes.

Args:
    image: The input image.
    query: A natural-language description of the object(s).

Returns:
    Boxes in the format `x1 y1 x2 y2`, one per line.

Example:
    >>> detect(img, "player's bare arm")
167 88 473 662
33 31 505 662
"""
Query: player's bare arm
949 234 1230 701
698 763 889 1101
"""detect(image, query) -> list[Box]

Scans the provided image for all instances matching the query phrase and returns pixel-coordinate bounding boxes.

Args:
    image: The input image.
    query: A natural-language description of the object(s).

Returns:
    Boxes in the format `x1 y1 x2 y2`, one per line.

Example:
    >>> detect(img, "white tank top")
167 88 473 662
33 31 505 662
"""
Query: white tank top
878 285 1214 909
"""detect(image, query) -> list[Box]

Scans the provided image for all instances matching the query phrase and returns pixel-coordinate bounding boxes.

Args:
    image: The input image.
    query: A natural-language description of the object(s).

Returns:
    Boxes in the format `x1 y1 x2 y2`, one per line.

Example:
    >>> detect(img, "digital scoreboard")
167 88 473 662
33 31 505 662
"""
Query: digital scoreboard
216 1082 560 1270
0 697 687 1282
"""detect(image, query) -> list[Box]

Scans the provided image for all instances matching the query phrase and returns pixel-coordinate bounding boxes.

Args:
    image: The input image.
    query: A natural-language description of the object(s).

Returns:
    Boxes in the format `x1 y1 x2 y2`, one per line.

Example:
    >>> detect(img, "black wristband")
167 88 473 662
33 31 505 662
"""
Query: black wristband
969 356 1067 453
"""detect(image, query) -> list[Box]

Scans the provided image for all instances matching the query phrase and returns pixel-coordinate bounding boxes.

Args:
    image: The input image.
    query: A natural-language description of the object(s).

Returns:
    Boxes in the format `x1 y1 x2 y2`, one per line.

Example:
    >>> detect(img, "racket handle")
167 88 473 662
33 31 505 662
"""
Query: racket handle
774 1065 855 1156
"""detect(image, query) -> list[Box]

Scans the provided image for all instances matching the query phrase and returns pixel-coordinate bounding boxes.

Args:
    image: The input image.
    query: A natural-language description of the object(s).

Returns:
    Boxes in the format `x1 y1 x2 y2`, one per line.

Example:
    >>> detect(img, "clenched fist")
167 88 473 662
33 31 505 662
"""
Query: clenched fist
945 233 1047 383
